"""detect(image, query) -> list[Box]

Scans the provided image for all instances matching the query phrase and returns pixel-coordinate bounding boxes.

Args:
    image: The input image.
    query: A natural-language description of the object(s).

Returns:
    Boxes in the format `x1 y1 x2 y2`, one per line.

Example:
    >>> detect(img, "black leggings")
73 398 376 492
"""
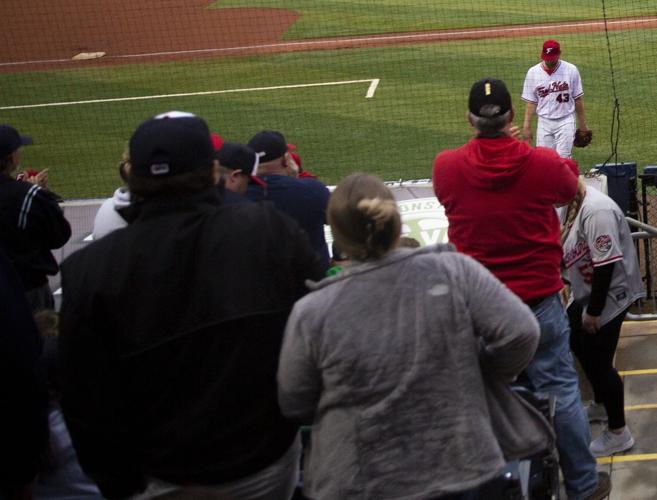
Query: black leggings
568 303 628 430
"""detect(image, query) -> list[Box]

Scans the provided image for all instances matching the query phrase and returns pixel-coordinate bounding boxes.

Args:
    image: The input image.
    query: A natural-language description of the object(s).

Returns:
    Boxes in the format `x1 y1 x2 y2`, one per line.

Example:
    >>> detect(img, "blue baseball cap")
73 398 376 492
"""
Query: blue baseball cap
0 125 33 157
129 112 214 178
247 130 288 163
217 142 266 186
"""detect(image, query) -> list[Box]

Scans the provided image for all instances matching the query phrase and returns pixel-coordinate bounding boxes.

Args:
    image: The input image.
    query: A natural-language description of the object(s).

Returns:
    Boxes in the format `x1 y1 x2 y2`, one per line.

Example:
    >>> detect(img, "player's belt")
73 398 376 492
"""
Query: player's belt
538 115 571 121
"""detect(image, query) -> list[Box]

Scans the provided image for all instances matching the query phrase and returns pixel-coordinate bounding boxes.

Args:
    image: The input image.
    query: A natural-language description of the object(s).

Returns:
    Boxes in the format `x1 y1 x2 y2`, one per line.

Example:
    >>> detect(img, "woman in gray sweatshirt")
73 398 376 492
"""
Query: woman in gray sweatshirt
278 173 553 500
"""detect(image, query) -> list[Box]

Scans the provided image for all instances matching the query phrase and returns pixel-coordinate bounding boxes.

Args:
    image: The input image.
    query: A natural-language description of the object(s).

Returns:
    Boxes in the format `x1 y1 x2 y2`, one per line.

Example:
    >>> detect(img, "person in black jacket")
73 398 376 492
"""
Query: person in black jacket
0 248 49 499
0 125 71 311
57 112 325 500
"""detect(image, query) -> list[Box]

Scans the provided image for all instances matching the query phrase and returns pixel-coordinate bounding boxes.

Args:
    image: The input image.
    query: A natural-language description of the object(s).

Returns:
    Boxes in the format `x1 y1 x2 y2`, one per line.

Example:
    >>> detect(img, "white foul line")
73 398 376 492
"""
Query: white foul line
366 79 379 98
0 79 380 110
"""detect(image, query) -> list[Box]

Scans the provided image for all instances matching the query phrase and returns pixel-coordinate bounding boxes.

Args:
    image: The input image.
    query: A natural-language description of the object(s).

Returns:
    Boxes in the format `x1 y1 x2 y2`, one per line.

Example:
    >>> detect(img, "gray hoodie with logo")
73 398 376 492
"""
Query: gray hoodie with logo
278 244 553 500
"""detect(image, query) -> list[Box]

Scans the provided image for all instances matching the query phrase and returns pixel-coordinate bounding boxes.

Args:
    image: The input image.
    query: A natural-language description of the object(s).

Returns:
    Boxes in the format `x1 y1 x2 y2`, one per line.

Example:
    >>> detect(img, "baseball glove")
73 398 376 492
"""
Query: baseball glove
574 129 593 148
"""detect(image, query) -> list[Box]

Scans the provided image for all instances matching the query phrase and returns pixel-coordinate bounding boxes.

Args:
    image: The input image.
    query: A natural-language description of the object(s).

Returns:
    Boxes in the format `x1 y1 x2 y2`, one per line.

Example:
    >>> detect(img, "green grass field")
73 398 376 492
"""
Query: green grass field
1 2 656 198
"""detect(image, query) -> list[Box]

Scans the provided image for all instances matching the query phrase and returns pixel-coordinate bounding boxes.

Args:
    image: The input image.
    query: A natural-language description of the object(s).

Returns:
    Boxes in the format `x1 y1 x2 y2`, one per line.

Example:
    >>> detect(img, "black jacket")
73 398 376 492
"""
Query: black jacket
58 189 324 498
0 249 49 494
0 174 71 290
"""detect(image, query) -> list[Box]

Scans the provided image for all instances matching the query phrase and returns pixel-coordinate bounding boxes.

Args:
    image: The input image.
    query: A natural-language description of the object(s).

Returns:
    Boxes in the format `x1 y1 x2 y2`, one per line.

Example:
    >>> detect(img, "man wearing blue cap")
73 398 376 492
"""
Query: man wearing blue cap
58 112 324 499
216 141 261 204
246 130 330 270
0 124 71 310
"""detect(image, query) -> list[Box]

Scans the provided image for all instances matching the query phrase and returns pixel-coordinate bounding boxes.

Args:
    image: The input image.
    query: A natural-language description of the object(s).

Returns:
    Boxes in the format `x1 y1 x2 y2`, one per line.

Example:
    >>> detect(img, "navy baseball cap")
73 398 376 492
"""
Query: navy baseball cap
217 142 259 175
216 141 266 187
129 112 214 178
0 125 33 157
468 78 512 118
247 130 288 163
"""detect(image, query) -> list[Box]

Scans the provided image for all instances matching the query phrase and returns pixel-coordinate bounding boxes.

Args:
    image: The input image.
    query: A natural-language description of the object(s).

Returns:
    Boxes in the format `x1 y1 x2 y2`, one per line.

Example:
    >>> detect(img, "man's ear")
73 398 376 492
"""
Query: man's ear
10 149 21 170
283 152 299 178
509 106 516 123
120 160 131 182
211 159 221 185
230 169 243 184
466 111 475 128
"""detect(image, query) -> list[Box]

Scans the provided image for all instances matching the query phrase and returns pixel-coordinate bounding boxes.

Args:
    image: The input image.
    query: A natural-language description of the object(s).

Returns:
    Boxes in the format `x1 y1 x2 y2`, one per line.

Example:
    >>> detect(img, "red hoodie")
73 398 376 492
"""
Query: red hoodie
432 136 578 302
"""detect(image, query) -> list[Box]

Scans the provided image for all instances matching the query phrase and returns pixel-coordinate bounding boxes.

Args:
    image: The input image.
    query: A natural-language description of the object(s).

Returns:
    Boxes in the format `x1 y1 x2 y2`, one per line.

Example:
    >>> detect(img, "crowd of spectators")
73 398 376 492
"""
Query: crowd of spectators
1 75 639 500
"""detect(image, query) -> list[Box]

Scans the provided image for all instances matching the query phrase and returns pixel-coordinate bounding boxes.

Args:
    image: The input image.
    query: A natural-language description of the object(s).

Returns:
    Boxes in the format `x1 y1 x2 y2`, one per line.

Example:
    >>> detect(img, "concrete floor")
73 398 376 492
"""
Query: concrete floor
595 322 657 500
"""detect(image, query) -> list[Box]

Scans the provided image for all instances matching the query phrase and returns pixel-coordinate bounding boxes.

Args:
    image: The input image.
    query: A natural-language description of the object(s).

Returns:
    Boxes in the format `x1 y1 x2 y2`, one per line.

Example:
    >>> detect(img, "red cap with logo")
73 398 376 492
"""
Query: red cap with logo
541 40 561 62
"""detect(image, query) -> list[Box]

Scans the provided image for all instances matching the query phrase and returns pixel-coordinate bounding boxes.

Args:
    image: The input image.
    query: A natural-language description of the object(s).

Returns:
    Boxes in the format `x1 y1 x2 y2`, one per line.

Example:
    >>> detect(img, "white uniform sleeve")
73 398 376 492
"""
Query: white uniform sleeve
571 67 584 99
583 209 623 266
521 68 537 103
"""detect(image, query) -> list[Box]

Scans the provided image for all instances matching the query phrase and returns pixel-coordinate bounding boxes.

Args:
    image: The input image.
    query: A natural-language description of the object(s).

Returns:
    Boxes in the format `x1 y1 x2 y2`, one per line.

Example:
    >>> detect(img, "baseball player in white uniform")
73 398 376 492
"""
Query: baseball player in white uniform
522 40 589 158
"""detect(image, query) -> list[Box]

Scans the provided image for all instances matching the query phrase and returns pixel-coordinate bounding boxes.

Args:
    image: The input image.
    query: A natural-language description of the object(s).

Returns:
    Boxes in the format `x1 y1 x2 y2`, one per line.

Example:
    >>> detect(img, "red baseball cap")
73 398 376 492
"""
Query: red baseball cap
541 40 561 62
210 132 225 151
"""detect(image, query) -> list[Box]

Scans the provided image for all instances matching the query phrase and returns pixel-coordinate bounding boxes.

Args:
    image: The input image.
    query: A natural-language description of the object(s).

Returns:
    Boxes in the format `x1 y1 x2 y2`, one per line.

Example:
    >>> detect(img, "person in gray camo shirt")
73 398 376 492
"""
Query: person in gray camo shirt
560 177 645 458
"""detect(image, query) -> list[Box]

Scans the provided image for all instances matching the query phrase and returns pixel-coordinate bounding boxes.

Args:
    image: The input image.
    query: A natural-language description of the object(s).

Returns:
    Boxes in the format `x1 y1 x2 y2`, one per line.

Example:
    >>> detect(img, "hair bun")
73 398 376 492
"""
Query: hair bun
328 173 401 261
357 197 398 231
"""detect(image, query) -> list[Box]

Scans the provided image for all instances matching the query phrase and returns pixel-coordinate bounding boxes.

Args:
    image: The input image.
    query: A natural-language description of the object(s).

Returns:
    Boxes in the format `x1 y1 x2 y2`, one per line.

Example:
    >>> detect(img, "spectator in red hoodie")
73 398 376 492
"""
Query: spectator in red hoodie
432 78 609 500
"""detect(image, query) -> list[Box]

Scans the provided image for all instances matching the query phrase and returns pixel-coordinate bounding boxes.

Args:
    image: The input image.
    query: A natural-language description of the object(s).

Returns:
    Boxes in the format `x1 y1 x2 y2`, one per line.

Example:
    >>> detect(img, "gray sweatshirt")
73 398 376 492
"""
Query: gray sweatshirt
278 244 553 500
91 187 130 240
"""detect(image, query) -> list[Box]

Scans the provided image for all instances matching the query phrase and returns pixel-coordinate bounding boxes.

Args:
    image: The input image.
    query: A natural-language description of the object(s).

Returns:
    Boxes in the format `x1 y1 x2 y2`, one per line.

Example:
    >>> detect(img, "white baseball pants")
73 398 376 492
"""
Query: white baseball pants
536 114 576 158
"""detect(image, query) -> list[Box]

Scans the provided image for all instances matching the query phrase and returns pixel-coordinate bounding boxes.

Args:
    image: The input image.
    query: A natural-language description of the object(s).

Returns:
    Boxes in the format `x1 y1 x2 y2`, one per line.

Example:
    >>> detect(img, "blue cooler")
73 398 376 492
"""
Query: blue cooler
592 162 638 217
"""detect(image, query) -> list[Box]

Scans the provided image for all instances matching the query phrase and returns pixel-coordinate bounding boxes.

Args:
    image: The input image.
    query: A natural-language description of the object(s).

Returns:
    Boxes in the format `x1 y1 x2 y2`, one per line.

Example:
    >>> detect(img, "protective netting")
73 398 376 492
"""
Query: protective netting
1 0 656 199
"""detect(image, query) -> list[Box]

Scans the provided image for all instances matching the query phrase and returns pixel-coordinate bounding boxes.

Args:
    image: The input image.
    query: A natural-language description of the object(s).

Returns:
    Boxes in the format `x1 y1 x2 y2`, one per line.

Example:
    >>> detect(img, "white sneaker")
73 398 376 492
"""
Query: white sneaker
585 402 608 423
590 427 635 457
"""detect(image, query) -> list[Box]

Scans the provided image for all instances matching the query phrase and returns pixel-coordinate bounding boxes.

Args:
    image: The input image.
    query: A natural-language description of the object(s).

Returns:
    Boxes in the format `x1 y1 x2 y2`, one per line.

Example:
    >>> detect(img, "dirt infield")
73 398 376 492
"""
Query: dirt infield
2 0 657 73
1 0 297 71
